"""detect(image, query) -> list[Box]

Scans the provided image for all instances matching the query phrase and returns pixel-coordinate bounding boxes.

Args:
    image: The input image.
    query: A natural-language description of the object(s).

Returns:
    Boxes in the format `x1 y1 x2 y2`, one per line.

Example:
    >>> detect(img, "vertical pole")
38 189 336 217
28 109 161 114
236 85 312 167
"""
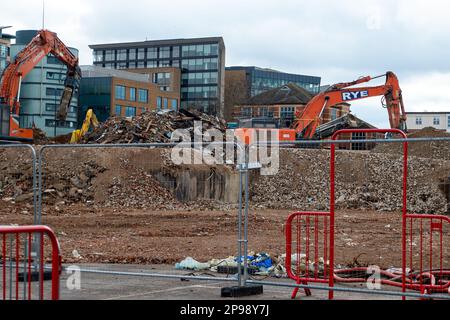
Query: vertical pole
243 161 249 285
329 139 336 300
402 140 408 300
237 165 243 287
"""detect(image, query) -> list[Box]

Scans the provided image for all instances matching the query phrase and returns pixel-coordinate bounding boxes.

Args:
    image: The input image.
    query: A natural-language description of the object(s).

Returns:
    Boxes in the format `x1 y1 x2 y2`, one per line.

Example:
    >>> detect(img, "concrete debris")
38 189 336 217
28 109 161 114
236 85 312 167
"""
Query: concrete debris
81 109 227 144
251 148 449 214
372 127 450 160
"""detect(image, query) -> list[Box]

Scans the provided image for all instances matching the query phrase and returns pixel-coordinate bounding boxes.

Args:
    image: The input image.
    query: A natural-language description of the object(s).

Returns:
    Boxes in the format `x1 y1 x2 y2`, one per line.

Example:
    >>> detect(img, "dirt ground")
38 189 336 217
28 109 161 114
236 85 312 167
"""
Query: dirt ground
1 203 447 270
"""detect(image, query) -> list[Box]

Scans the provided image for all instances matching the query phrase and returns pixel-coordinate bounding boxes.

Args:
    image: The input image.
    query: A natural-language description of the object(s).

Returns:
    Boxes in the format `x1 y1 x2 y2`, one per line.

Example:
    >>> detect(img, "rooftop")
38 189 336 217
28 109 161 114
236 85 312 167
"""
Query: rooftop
226 66 321 81
0 26 15 40
80 65 152 83
243 82 314 105
407 111 450 115
89 36 224 50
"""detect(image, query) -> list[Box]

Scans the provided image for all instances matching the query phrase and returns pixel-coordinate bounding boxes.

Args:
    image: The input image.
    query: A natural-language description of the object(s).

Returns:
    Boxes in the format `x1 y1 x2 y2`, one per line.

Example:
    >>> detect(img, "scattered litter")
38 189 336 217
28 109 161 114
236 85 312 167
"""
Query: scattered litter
175 257 210 271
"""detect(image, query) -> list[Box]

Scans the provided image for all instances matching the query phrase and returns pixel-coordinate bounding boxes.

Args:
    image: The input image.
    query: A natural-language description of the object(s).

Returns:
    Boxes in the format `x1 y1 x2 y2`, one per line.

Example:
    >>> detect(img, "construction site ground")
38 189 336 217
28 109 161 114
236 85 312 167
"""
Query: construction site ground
1 205 447 270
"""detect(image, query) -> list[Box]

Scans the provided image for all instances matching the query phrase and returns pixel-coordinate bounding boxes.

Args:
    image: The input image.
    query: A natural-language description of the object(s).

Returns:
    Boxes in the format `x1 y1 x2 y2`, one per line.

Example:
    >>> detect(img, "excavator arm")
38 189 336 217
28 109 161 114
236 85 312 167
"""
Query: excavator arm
293 71 407 139
0 29 81 140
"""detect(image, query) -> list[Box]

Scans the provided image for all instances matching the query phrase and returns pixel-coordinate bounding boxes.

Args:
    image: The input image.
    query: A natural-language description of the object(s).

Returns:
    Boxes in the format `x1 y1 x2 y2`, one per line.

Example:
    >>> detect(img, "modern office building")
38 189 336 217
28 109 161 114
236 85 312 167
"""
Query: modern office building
406 111 450 132
0 26 15 76
10 30 79 137
89 37 225 117
79 65 180 123
225 66 321 120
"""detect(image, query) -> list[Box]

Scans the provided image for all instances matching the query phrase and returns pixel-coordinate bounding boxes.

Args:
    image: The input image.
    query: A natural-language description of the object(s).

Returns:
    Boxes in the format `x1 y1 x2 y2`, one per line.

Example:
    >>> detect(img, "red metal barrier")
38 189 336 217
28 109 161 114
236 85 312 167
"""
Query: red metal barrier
403 214 450 295
286 129 411 299
0 226 61 300
285 212 333 299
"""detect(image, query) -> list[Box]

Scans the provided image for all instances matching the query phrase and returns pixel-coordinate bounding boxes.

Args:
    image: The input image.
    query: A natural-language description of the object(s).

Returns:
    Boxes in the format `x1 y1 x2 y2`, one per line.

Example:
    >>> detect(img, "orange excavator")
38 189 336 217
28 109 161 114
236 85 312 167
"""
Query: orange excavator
235 71 407 144
294 71 407 139
0 29 81 141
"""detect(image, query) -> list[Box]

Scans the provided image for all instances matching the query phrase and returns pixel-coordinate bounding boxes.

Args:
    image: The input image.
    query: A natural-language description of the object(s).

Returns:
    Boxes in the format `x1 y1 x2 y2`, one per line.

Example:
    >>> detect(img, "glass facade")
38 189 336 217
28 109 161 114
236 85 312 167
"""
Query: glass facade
0 44 7 75
227 66 321 97
91 37 224 115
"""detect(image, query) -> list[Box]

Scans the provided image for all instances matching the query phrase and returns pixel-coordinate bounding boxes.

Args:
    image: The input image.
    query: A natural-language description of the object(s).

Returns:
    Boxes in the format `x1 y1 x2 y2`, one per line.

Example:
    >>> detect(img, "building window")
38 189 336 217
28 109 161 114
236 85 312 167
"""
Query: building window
125 106 136 117
46 72 66 81
115 105 122 116
171 99 178 110
147 47 157 59
137 48 145 60
117 62 128 69
105 50 114 61
137 61 145 69
158 60 171 67
331 108 338 121
241 107 252 117
163 98 168 109
47 56 62 65
93 50 104 62
45 119 75 128
157 97 162 110
117 49 127 61
159 47 170 59
147 61 157 68
281 107 295 121
129 87 136 101
115 85 126 100
172 46 180 58
129 49 136 60
416 117 423 126
433 117 440 126
448 116 450 128
211 44 219 55
138 89 148 103
46 87 63 97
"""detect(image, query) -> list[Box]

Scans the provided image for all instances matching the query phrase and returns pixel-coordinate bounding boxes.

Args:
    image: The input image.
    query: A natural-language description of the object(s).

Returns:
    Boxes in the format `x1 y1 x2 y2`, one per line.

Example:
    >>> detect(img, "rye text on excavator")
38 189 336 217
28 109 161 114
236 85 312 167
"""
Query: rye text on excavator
0 29 81 142
234 71 407 144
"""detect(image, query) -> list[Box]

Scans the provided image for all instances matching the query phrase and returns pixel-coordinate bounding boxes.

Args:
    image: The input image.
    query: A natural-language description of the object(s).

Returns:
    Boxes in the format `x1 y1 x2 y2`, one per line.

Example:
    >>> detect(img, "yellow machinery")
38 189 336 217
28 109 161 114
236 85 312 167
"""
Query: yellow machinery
70 109 99 143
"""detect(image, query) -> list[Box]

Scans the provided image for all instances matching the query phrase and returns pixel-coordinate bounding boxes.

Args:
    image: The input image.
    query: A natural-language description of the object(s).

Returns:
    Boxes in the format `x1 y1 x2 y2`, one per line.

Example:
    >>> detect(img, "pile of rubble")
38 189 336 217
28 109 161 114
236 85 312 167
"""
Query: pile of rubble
251 149 450 214
372 127 450 160
81 109 227 144
0 148 231 211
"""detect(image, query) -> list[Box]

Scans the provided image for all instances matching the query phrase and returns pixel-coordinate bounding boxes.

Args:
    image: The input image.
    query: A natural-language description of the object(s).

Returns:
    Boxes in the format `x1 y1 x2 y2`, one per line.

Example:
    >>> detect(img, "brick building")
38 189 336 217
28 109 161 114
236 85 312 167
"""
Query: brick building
233 83 350 128
225 66 321 121
78 66 180 123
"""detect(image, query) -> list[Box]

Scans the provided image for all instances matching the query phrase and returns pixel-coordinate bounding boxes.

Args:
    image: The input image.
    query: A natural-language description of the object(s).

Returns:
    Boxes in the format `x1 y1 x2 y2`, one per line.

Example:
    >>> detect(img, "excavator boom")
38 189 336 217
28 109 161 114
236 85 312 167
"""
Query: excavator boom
294 71 407 139
0 29 81 140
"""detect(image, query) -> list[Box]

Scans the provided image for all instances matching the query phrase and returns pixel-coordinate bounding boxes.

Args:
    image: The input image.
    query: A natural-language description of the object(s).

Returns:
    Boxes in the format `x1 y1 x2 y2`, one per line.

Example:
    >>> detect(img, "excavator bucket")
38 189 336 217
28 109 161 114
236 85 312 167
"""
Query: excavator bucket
57 86 73 121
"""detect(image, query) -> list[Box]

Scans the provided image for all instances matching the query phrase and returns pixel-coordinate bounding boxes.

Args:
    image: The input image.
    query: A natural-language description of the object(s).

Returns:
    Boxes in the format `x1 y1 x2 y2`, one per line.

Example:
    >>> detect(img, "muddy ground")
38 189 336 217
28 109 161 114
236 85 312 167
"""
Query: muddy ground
0 203 447 270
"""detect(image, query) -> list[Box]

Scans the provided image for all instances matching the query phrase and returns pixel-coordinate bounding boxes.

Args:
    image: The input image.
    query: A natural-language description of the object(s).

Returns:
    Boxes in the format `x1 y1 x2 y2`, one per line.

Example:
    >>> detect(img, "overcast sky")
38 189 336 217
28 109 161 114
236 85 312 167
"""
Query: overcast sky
1 0 450 127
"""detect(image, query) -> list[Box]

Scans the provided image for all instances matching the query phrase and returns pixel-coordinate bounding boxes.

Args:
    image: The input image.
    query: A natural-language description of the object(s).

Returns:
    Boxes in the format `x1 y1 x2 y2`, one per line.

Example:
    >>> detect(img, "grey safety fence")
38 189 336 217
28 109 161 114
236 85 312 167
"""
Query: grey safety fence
0 144 51 300
0 144 38 223
244 135 450 300
36 142 253 293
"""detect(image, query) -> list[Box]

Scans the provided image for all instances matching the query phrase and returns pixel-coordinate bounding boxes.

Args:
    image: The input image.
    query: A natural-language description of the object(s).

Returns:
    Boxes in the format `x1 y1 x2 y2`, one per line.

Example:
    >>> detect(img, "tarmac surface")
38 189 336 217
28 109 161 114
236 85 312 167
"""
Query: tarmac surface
58 264 404 300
